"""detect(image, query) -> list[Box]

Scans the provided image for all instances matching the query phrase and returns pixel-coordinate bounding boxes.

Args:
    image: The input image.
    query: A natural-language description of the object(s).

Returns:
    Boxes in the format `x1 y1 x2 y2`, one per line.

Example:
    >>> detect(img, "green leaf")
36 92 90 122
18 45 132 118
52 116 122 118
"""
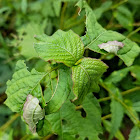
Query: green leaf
103 120 125 140
44 78 57 103
0 63 12 94
133 101 140 112
4 60 45 112
32 84 46 108
23 94 45 133
125 103 139 125
105 65 140 85
77 0 140 66
128 0 140 5
34 30 84 67
129 126 140 140
21 0 27 14
94 1 112 20
114 6 133 31
41 93 102 140
0 129 13 140
72 58 108 104
40 0 61 17
18 23 45 60
130 65 140 84
53 0 61 17
36 119 52 137
105 83 124 139
105 67 131 84
45 66 73 114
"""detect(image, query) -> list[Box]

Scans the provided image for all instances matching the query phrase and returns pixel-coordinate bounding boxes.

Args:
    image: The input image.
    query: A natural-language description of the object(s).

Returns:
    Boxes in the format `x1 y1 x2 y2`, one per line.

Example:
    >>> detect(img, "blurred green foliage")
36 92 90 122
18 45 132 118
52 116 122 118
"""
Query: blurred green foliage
0 0 140 139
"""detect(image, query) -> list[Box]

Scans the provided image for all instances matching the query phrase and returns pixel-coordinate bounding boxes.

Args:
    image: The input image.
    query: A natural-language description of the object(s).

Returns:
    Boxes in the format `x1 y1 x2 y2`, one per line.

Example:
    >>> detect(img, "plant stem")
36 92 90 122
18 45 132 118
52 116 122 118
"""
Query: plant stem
114 97 139 124
105 15 114 29
122 87 140 96
101 114 111 121
0 113 20 131
107 22 140 29
98 96 111 102
60 2 67 30
127 27 140 38
98 86 140 102
42 134 54 140
64 18 85 30
75 105 83 110
111 0 128 9
100 82 140 125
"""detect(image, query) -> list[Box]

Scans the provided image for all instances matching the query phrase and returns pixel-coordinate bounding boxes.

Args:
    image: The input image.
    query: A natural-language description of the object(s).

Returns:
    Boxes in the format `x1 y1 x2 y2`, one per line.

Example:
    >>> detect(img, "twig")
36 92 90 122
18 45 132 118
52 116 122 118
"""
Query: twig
75 105 83 110
100 82 140 125
106 22 140 29
101 114 111 121
98 96 111 102
0 113 20 131
42 134 54 140
60 2 67 30
111 0 128 9
64 18 85 30
127 27 140 38
98 86 140 102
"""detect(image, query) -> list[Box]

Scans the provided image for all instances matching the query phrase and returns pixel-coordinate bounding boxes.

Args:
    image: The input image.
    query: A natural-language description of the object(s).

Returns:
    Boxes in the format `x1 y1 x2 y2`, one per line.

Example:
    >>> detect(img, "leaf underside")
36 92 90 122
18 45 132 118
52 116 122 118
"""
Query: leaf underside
23 94 44 133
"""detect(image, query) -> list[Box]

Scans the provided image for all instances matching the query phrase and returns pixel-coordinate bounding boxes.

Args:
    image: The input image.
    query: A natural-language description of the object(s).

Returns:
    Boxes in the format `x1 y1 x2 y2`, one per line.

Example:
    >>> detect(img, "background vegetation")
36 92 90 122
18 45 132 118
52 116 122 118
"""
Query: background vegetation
0 0 140 139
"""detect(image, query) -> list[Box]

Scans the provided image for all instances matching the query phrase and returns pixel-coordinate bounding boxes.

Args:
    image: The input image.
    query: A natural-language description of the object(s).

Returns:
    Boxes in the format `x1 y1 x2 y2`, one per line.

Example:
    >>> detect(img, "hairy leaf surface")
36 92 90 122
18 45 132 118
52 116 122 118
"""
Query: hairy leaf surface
38 93 102 140
5 60 45 112
77 0 140 66
34 30 84 67
45 66 73 114
72 58 108 104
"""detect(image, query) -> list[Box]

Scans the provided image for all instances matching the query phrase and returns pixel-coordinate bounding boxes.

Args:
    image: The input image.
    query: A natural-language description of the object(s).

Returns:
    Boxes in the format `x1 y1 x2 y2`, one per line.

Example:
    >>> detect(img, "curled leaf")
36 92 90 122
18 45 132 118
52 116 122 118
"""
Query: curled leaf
23 94 45 133
98 41 124 54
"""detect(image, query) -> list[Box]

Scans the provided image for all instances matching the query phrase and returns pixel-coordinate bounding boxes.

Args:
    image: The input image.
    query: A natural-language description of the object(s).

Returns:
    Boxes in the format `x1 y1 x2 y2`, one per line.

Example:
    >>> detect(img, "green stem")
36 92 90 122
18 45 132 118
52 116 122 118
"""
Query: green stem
127 27 140 38
111 0 128 9
64 18 85 30
100 82 139 125
20 135 31 140
42 134 54 140
75 105 83 110
98 96 111 102
122 87 140 96
98 86 140 102
107 22 140 29
60 2 67 30
0 113 20 131
101 114 111 121
114 97 139 124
